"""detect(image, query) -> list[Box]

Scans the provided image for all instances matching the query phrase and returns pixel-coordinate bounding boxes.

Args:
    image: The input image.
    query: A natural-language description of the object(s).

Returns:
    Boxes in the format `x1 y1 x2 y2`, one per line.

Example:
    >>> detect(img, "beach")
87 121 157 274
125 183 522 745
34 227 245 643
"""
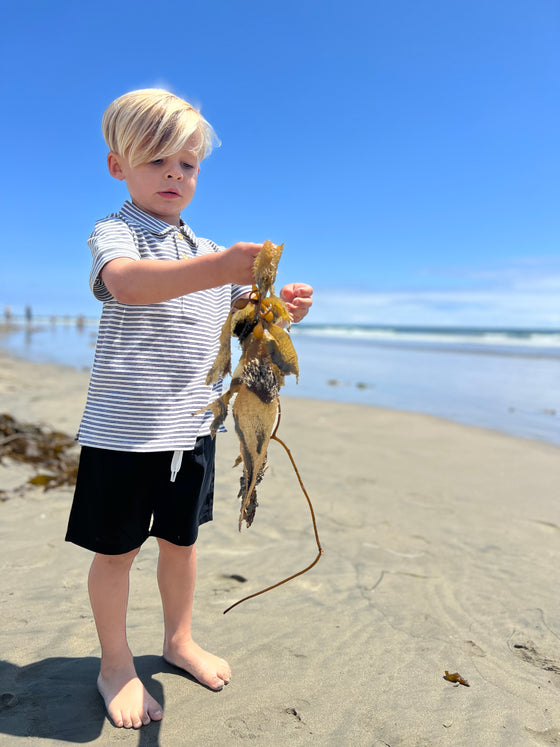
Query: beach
1 348 560 745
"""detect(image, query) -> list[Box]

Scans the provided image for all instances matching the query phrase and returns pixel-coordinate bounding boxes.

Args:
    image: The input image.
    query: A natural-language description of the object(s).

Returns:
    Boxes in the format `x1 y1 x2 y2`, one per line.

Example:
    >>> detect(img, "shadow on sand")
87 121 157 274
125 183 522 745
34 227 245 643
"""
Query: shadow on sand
0 655 168 745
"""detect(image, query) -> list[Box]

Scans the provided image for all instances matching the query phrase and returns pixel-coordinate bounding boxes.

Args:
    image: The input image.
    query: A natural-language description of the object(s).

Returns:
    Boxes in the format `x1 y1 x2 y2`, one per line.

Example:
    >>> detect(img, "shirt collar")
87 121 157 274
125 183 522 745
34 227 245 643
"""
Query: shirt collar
119 200 198 248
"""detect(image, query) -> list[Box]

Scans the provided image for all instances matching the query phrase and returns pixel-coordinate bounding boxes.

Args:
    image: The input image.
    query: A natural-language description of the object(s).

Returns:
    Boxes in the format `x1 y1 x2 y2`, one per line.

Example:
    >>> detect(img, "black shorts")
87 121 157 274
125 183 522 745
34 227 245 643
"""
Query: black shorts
65 436 215 555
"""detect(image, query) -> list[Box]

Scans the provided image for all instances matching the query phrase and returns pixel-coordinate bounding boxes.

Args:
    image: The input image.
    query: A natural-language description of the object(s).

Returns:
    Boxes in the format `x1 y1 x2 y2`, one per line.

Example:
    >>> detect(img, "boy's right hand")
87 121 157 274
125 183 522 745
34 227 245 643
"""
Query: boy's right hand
222 243 262 285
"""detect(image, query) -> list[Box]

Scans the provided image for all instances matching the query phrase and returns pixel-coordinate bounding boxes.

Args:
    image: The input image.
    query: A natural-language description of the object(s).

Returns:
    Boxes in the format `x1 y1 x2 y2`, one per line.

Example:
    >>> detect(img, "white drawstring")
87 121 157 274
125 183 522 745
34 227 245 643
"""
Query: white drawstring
170 450 183 482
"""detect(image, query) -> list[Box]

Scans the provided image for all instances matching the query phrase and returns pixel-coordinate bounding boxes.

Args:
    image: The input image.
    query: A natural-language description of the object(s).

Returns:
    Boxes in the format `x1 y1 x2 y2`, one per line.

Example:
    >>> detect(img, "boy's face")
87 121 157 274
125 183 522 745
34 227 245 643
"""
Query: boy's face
108 146 200 226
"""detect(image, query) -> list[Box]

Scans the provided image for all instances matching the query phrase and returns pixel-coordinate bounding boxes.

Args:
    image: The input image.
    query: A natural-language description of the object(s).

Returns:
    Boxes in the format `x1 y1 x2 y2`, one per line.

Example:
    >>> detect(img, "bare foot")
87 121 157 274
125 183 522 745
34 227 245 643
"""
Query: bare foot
97 664 163 729
164 640 231 690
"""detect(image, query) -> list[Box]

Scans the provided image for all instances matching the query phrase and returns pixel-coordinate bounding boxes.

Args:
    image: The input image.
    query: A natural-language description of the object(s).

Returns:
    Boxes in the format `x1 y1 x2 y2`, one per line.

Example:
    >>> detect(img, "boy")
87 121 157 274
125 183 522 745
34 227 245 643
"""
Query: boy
65 89 313 729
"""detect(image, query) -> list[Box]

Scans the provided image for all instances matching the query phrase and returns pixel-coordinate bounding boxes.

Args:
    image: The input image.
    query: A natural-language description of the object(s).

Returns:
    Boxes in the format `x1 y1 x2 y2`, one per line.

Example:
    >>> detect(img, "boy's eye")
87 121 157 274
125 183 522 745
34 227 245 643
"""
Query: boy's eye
151 159 164 165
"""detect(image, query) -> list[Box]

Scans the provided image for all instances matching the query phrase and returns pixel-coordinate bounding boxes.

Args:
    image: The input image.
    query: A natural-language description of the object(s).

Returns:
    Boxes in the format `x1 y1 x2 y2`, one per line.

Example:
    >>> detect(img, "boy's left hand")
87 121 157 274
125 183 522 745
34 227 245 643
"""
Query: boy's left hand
280 283 313 323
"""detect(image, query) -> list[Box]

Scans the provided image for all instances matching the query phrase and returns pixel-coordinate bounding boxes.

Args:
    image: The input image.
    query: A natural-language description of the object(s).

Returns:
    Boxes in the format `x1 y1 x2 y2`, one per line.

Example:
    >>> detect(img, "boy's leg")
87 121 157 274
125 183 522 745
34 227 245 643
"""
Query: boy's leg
88 550 163 728
157 538 231 690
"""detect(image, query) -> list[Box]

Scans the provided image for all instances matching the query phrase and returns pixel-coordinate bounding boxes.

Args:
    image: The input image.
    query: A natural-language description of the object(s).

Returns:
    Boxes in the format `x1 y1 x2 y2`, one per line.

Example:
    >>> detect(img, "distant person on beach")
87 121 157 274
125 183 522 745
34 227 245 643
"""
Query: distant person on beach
65 88 313 729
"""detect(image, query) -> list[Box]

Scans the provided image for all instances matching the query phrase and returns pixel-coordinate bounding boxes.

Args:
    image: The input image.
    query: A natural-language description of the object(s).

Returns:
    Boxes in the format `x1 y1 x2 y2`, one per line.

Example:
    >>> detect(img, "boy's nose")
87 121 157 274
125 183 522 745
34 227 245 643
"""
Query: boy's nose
166 164 183 180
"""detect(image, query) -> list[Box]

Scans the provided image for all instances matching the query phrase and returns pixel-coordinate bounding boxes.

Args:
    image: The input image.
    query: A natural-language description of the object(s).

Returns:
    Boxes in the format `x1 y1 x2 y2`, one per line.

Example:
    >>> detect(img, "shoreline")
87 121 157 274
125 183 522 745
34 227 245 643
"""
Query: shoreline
1 349 560 745
0 345 558 450
0 320 560 445
1 325 560 449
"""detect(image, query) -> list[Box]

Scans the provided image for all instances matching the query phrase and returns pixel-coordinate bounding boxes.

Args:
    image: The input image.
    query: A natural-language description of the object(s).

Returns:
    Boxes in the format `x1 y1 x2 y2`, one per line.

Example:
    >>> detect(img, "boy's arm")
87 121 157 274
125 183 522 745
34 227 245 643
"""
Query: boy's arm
101 242 262 305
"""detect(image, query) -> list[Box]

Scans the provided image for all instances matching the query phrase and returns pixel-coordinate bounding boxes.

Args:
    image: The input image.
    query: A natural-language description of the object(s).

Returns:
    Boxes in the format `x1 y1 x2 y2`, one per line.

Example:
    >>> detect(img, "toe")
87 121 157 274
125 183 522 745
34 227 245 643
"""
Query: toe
206 674 225 690
149 706 163 722
108 706 125 728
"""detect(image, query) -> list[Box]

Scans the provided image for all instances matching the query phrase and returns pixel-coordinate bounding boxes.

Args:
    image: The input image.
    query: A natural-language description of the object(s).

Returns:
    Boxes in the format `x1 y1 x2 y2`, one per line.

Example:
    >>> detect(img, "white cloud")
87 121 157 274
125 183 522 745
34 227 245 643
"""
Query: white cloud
311 260 560 328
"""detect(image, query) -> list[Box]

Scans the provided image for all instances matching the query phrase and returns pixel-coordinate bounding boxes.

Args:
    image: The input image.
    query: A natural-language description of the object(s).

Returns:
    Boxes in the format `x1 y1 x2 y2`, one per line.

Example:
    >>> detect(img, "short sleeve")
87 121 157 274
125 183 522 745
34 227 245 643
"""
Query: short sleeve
88 215 140 301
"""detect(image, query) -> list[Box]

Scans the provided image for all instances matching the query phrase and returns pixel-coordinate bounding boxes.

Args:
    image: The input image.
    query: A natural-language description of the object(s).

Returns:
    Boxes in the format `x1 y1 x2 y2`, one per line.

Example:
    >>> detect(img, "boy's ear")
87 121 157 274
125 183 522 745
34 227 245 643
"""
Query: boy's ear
107 152 126 181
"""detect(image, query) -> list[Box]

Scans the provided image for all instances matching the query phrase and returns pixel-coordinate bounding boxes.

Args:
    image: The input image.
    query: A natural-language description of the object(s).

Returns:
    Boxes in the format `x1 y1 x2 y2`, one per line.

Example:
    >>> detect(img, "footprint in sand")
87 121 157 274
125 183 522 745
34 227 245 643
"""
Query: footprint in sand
524 726 560 745
511 640 560 676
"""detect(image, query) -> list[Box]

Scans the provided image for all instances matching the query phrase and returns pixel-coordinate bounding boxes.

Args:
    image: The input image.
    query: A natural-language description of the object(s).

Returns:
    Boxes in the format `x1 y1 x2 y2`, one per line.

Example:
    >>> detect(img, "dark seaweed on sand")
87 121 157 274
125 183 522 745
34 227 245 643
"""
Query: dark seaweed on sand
0 413 78 491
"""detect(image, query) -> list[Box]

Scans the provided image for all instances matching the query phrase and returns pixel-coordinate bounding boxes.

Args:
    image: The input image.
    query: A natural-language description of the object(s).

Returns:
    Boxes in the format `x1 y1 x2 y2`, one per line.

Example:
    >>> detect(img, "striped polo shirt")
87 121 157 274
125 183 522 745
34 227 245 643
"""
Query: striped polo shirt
77 200 249 452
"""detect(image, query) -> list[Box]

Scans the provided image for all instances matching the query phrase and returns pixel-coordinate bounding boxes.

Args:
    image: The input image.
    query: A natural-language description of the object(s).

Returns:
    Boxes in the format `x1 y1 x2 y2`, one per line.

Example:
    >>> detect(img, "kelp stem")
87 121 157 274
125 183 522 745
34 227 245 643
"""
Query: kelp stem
270 432 323 556
223 400 323 614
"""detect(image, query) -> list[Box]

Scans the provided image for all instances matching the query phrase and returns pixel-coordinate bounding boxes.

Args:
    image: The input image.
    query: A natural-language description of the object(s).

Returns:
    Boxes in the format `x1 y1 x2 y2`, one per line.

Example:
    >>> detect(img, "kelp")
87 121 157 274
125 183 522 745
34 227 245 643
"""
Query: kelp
199 240 323 613
0 413 79 491
444 671 470 687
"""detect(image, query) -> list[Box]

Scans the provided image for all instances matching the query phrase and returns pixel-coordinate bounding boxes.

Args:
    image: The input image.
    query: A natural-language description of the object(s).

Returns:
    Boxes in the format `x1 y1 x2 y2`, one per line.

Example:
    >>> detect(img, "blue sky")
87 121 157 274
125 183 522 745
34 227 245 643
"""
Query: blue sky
1 0 558 327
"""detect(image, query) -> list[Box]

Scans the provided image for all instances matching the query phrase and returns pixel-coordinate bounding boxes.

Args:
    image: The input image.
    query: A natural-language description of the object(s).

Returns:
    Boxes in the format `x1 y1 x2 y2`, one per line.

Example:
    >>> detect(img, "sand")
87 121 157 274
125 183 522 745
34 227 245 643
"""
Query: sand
1 347 559 746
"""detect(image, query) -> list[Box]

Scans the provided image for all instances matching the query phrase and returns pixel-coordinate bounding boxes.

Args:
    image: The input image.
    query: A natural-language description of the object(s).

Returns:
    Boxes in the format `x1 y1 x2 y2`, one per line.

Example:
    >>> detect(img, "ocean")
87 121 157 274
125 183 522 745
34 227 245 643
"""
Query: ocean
1 320 559 446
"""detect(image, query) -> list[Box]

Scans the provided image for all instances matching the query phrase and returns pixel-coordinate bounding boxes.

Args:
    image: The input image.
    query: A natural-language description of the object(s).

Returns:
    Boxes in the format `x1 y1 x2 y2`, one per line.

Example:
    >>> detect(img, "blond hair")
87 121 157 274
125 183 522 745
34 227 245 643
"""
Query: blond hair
102 89 219 167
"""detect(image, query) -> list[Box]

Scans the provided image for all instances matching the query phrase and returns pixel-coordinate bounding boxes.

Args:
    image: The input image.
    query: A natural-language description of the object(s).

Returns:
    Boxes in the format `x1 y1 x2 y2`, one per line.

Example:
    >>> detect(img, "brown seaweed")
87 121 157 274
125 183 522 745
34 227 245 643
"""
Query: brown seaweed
0 413 78 491
444 671 470 686
203 240 298 529
199 240 323 612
